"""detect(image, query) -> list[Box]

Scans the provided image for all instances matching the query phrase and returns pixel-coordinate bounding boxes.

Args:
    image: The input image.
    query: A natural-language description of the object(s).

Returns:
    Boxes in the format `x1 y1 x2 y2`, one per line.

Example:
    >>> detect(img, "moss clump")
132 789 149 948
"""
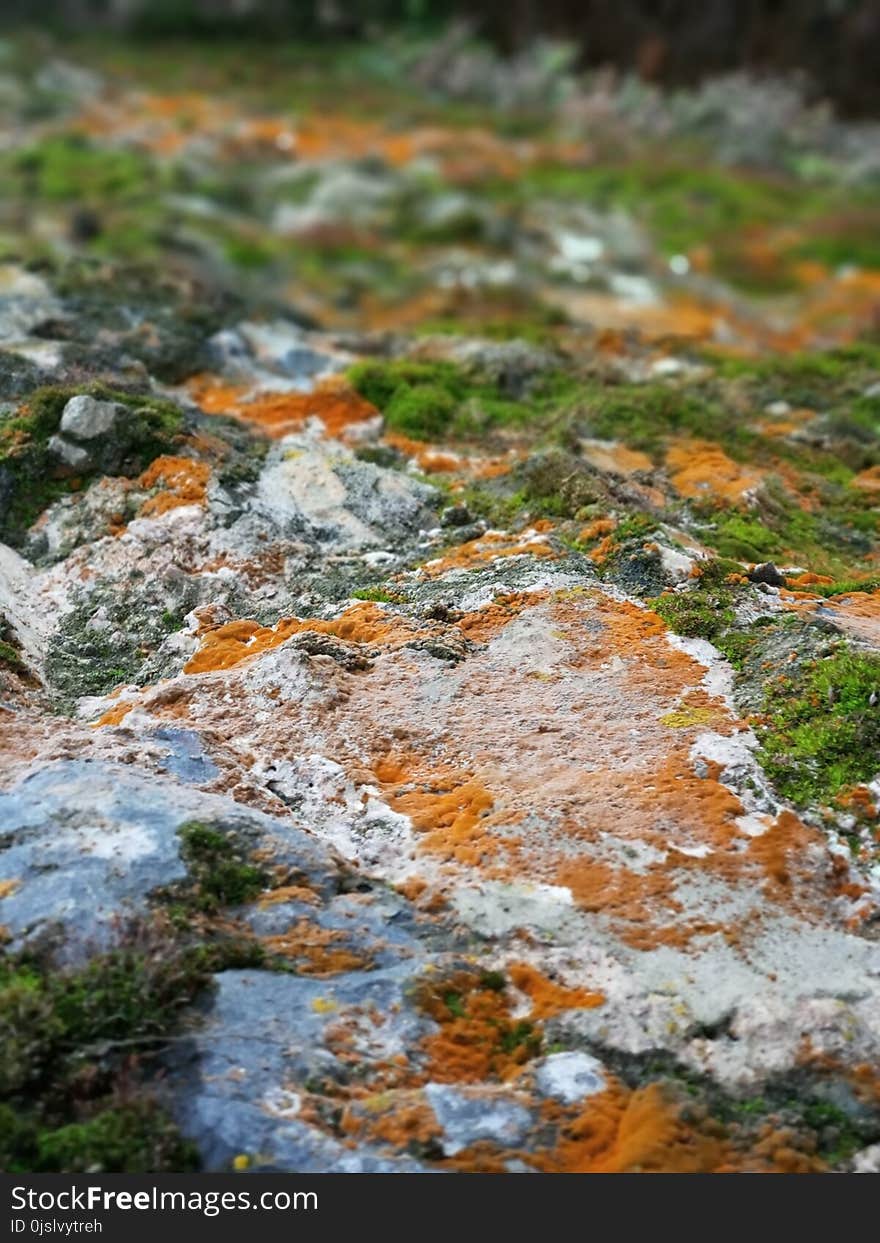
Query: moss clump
385 382 458 439
0 929 212 1173
346 358 530 441
0 639 24 669
0 382 184 544
758 645 880 807
810 575 880 598
351 586 404 603
1 1101 199 1174
176 821 269 912
9 135 157 205
513 449 599 517
650 586 737 640
580 382 721 454
709 512 782 562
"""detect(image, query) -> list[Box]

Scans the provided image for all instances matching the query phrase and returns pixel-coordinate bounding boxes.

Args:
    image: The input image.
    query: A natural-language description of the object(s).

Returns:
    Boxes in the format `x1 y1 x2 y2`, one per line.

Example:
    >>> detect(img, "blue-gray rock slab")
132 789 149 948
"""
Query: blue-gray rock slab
165 966 431 1172
149 726 220 785
423 1083 534 1156
0 759 344 958
243 886 425 969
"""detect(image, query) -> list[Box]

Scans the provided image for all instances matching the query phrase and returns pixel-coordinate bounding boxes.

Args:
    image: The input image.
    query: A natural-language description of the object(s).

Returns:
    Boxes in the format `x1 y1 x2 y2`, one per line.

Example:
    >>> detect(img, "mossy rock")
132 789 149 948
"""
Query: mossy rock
0 382 185 545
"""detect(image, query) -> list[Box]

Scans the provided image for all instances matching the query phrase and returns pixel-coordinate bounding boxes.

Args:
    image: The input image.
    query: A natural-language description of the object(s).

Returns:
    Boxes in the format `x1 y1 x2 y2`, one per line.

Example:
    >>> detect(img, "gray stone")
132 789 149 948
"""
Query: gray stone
534 1052 606 1104
47 434 92 471
423 1083 533 1156
165 967 430 1172
60 394 121 440
0 760 343 958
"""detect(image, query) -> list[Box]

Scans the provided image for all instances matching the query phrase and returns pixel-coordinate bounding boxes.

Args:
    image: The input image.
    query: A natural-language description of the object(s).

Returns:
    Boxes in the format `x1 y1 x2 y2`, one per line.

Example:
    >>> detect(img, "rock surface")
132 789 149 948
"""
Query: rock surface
1 38 880 1175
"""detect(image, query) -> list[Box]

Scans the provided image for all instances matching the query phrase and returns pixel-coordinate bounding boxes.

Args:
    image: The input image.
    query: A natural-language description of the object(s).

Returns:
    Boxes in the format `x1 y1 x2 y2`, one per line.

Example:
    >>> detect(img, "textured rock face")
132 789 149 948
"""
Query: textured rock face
2 42 880 1176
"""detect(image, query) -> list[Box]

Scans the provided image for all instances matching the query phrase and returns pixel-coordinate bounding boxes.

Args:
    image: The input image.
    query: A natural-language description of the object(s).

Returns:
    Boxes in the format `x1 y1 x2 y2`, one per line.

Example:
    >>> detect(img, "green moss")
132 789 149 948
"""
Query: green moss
444 991 465 1018
387 383 458 439
31 1103 198 1174
499 1020 542 1058
495 159 810 291
758 646 880 806
576 381 725 455
710 513 782 562
513 449 599 518
809 575 880 598
8 135 157 205
0 639 24 669
650 587 736 640
176 821 269 912
346 358 533 441
0 929 215 1172
351 586 404 603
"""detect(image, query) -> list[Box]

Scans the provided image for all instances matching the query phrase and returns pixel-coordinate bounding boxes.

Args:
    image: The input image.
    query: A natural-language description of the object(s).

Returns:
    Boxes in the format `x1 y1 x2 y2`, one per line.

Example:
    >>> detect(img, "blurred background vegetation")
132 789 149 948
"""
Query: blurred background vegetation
4 1 880 117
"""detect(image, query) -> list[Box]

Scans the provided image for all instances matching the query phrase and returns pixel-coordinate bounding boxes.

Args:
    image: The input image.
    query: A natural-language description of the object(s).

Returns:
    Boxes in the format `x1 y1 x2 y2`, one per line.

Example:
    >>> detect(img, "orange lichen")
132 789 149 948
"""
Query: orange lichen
92 701 134 728
257 884 320 907
506 962 604 1019
383 432 514 479
577 517 617 545
579 442 653 477
262 920 372 976
187 376 378 440
417 973 540 1084
419 528 556 578
666 439 762 503
457 591 545 643
533 1083 728 1173
378 760 497 865
184 602 424 674
340 1092 442 1150
138 455 210 515
852 464 880 494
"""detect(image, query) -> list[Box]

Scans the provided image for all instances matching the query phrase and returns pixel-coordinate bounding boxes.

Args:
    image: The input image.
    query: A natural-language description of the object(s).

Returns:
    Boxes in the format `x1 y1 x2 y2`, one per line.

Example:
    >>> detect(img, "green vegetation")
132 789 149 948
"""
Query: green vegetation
758 645 880 807
346 358 555 440
0 936 207 1172
650 584 737 640
0 639 24 669
495 160 880 292
351 586 405 603
175 821 270 912
9 135 158 204
1 1102 197 1174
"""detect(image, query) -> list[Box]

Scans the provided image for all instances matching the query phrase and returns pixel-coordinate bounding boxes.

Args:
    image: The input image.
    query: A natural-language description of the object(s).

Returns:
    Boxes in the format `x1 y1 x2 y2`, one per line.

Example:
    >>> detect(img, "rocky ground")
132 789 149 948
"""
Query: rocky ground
2 35 880 1174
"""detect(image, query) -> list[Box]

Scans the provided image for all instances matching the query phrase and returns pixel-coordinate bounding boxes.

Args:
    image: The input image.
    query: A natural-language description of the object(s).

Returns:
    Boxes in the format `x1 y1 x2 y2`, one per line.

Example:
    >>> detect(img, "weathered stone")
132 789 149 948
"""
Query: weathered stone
59 394 120 440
